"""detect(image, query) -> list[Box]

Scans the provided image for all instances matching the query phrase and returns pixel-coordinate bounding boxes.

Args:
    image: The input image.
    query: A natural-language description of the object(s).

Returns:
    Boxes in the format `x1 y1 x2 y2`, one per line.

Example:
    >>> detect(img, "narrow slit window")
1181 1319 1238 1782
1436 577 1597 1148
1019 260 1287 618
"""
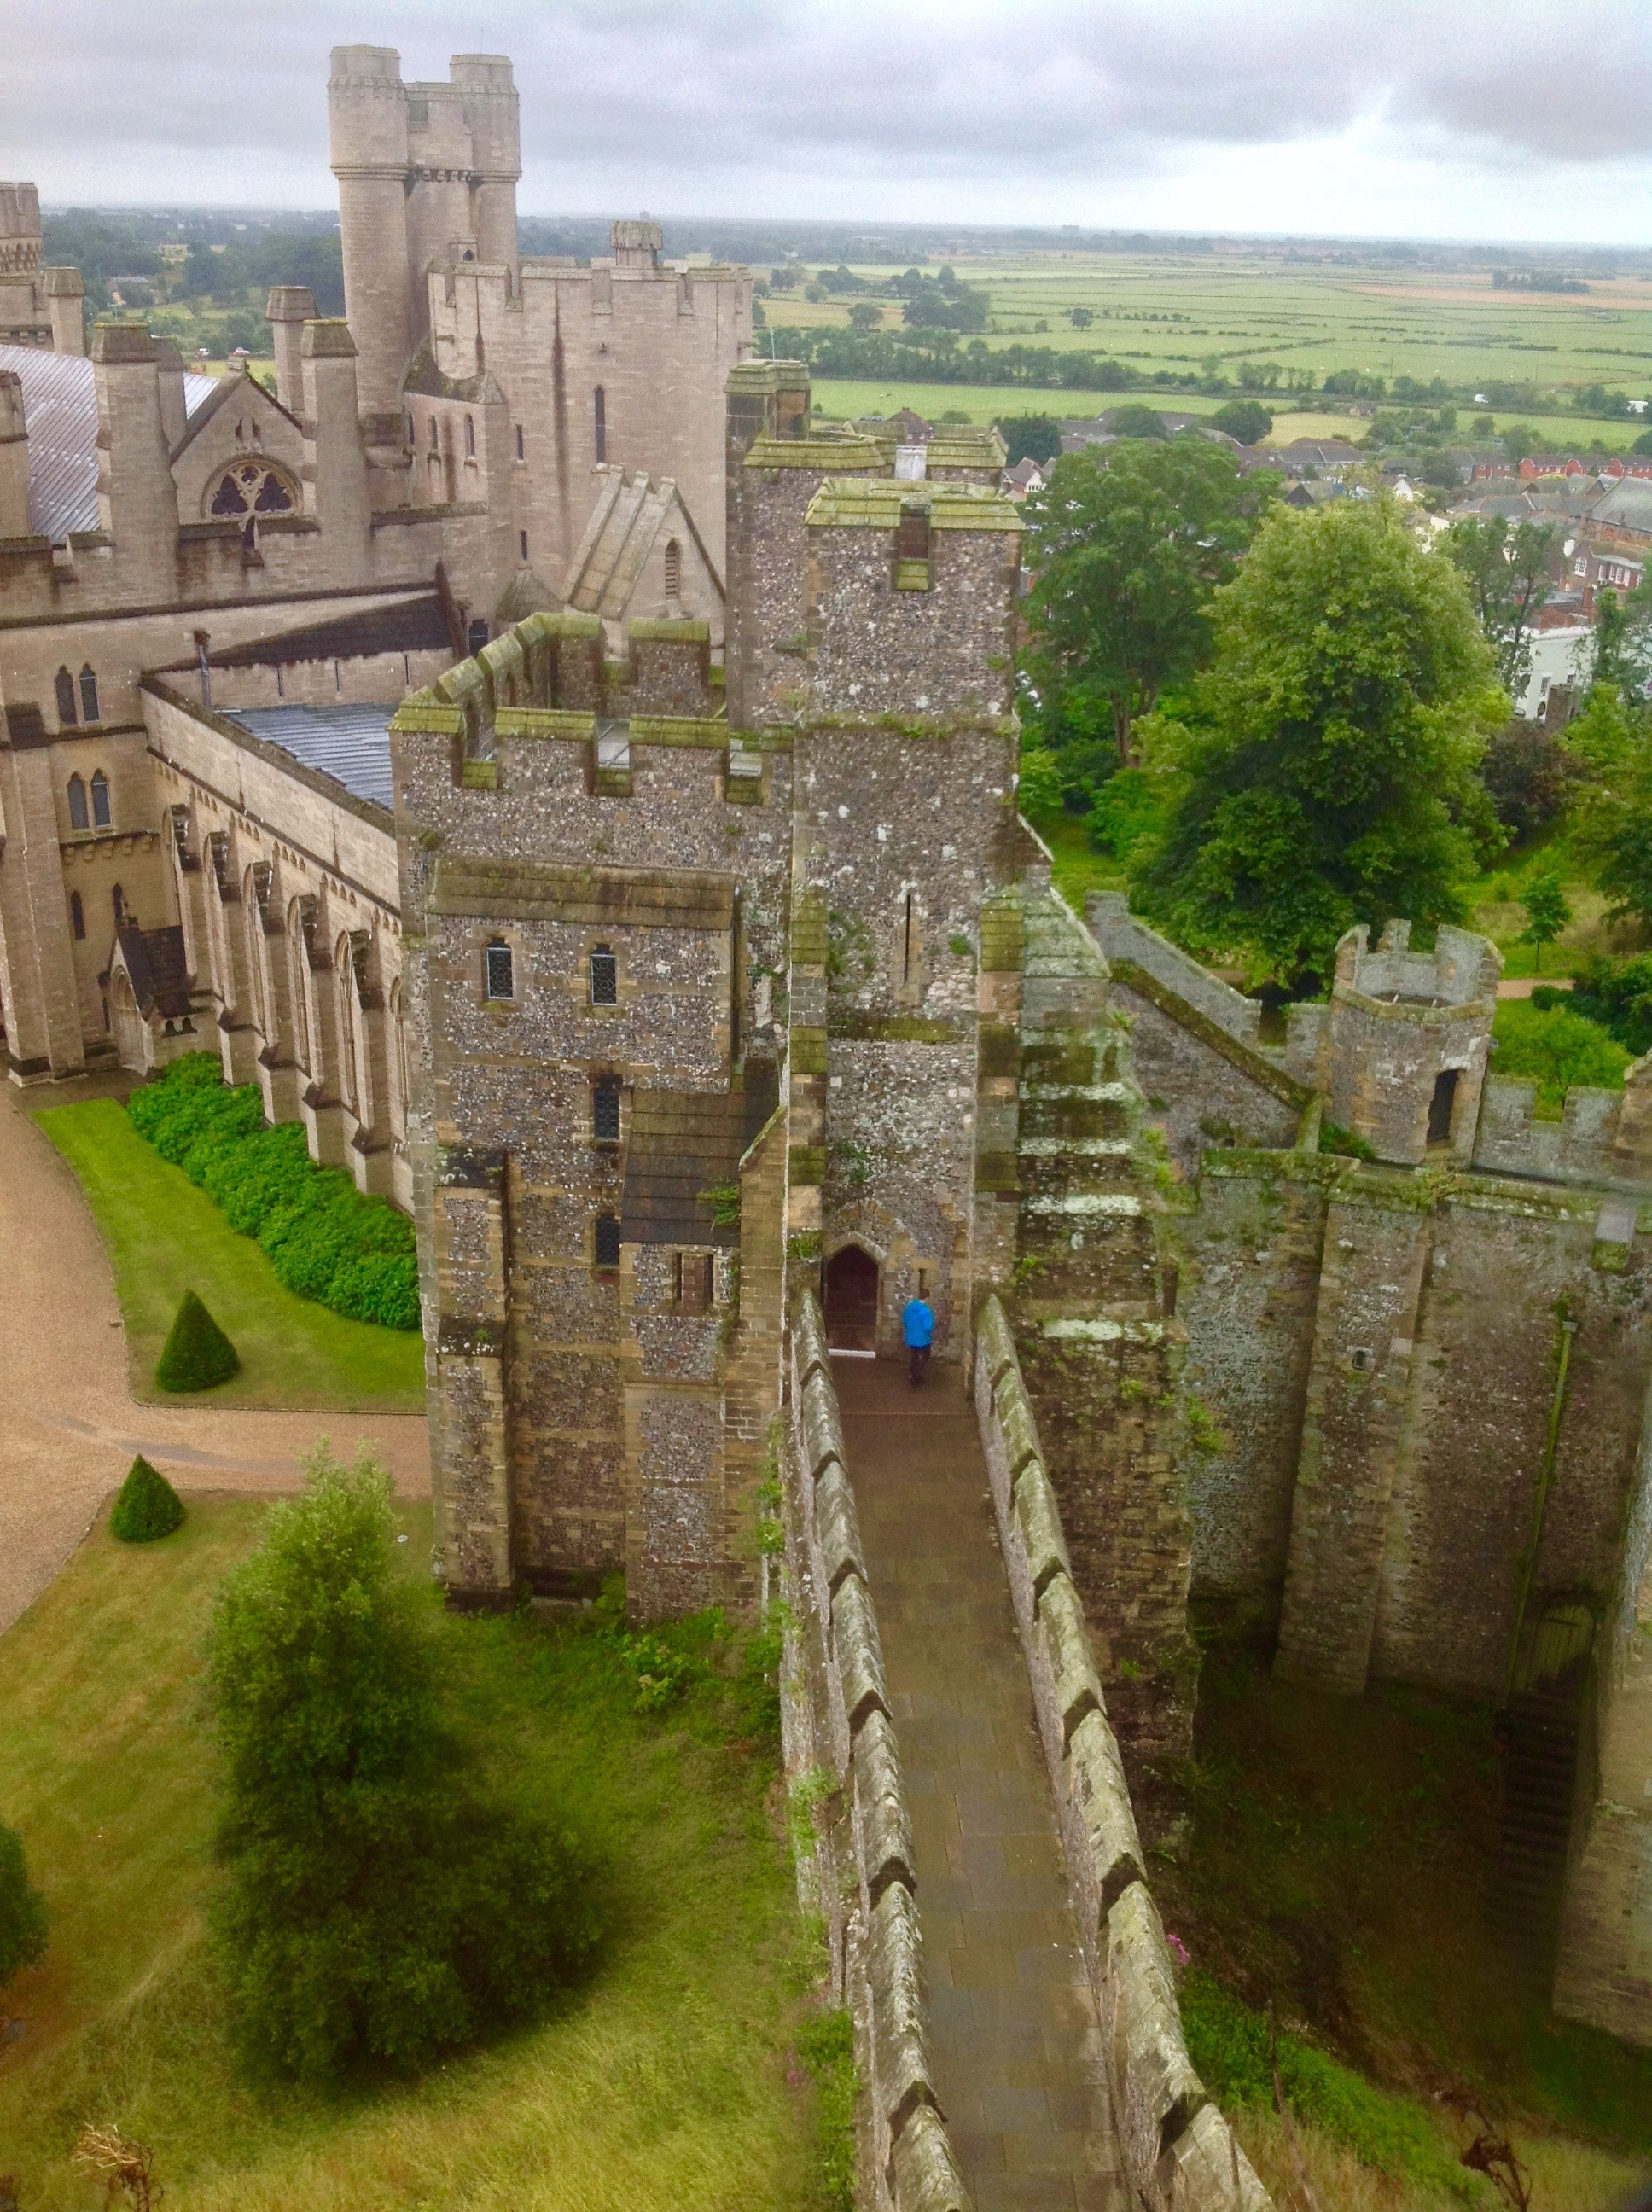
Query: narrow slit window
902 891 916 983
590 945 618 1005
594 1213 621 1270
515 423 524 460
428 416 440 452
464 414 475 458
70 890 84 940
405 410 416 445
112 883 125 928
90 770 111 829
67 775 89 832
664 537 681 598
467 618 489 656
1428 1068 1458 1147
55 667 77 727
594 385 606 463
79 666 100 723
592 1080 621 1141
484 939 515 1001
520 529 529 560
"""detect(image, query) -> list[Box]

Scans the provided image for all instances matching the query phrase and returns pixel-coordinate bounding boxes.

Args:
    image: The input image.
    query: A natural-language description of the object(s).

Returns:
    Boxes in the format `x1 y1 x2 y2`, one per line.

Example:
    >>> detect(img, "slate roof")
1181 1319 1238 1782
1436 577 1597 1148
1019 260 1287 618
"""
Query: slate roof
223 702 398 812
620 1066 779 1249
114 924 193 1019
204 596 450 667
0 341 217 540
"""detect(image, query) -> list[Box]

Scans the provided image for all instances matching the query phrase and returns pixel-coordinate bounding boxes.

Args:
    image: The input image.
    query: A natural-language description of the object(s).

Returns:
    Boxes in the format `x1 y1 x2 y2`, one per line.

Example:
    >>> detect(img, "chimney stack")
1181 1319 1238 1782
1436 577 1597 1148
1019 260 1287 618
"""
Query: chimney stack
265 285 317 414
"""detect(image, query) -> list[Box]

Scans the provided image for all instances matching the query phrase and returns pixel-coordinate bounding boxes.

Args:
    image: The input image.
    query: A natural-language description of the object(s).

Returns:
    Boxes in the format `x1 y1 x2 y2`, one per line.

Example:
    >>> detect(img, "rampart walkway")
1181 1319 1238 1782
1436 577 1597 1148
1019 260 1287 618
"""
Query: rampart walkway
0 1079 429 1637
836 1355 1120 2211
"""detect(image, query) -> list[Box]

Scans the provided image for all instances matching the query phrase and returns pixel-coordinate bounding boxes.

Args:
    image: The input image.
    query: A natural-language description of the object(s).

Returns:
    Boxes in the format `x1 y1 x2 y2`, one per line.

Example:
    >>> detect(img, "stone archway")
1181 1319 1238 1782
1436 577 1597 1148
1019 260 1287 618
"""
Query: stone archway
110 972 147 1074
823 1241 880 1353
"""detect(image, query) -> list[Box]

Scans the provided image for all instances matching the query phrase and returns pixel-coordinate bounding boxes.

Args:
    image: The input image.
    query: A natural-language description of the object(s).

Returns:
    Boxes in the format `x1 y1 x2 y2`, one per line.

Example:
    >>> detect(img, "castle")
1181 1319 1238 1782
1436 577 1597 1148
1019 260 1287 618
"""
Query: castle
0 45 1647 2180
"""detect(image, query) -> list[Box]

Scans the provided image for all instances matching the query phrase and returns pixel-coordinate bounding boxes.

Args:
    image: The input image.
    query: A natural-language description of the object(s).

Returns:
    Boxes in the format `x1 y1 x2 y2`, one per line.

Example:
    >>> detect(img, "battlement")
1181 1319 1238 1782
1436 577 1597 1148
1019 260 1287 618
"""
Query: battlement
1335 917 1500 1008
1473 1065 1652 1190
0 183 42 275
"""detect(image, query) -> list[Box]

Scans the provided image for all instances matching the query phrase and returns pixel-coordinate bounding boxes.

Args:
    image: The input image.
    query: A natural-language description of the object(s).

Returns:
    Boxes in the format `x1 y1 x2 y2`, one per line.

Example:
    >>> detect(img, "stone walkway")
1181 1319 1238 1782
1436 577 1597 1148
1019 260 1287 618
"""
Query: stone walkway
0 1077 430 1637
836 1357 1120 2212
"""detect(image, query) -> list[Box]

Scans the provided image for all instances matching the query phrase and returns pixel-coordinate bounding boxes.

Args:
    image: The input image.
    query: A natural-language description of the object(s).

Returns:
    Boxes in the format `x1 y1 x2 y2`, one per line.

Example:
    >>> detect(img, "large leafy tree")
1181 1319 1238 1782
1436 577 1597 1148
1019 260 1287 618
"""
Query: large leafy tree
1132 498 1508 982
1564 684 1652 928
1443 515 1559 696
1021 437 1276 765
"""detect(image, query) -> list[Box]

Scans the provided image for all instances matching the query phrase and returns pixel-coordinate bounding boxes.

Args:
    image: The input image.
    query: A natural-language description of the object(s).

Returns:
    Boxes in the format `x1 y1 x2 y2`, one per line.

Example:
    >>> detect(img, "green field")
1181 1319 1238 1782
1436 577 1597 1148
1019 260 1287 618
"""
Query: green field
767 249 1652 445
0 1496 816 2211
36 1098 424 1412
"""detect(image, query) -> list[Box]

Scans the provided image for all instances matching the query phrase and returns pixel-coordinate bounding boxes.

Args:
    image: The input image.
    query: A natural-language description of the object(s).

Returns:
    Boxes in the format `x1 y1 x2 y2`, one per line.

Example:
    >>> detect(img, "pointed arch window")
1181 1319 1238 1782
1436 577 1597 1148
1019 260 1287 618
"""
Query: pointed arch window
90 770 111 829
664 537 682 599
55 667 78 727
79 666 100 723
594 385 606 463
207 461 294 521
70 890 84 940
67 774 89 832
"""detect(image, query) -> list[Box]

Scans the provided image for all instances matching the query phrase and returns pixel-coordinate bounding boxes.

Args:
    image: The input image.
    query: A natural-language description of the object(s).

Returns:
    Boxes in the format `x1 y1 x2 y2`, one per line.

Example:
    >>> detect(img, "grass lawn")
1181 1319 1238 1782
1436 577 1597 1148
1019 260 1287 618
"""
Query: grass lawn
1160 1633 1652 2209
0 1497 817 2212
1022 806 1128 915
35 1097 424 1413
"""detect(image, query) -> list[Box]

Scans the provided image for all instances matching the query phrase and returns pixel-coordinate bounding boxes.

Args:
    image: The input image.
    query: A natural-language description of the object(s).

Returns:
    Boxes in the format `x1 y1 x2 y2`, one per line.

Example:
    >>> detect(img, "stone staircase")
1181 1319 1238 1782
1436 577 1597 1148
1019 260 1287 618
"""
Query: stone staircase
1496 1691 1582 1982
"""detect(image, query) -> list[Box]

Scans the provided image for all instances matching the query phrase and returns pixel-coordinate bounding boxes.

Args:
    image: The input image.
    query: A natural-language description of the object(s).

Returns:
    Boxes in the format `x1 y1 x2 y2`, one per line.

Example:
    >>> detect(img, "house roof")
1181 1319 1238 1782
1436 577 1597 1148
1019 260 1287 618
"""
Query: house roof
222 701 398 812
620 1067 780 1249
562 466 723 620
0 341 217 541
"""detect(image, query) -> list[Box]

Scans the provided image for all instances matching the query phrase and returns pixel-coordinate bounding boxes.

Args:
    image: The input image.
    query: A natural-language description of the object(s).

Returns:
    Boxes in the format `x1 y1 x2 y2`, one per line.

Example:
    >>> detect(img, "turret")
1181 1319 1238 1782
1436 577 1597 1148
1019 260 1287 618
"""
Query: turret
0 371 30 538
451 53 520 274
611 217 661 271
327 44 412 438
265 285 317 414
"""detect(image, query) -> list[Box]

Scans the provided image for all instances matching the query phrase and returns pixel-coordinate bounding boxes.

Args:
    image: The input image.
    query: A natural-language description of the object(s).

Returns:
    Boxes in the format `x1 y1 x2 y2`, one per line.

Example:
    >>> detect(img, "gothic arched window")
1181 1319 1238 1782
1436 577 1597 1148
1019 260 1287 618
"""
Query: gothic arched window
55 667 77 727
67 775 89 832
206 461 295 522
664 537 682 600
90 770 111 829
79 666 100 723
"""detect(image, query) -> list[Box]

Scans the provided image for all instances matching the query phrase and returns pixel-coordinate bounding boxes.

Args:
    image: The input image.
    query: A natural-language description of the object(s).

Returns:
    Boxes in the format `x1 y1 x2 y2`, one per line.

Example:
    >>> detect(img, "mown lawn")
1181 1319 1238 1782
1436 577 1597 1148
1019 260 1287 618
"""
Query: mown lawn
35 1097 424 1412
0 1497 818 2212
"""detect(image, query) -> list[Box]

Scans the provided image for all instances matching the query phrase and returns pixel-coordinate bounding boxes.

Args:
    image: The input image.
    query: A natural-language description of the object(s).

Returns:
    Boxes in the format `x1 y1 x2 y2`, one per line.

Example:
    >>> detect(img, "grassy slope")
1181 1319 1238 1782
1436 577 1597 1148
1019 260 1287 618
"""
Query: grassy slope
1158 1637 1652 2203
0 1498 815 2212
35 1097 423 1412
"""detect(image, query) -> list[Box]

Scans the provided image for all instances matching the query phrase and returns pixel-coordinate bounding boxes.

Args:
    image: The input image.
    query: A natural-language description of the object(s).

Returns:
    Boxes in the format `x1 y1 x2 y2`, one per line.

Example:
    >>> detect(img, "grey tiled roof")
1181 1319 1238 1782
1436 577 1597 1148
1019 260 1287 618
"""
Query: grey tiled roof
0 342 218 542
224 703 398 813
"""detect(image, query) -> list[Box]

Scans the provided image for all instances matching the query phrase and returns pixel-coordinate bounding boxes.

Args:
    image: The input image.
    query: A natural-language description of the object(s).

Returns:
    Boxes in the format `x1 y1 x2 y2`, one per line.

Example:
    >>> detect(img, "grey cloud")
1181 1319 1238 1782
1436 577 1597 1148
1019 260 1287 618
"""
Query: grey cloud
3 0 1651 201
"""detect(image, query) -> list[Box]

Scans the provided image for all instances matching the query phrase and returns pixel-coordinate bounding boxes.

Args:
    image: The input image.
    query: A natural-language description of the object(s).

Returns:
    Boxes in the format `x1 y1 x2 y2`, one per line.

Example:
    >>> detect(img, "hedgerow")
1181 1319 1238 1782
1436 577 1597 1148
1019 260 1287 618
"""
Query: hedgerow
128 1054 419 1331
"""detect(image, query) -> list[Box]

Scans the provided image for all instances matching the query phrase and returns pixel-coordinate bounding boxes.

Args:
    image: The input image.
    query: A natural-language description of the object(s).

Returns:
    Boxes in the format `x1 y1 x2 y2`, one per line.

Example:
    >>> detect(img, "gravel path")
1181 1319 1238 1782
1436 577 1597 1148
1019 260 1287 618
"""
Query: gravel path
0 1078 431 1637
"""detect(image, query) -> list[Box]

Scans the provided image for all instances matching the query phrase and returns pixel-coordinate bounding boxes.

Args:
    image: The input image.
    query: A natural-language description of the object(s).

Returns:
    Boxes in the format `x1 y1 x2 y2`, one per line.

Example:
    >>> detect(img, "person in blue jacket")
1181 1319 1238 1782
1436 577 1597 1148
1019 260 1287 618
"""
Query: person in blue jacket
902 1290 935 1386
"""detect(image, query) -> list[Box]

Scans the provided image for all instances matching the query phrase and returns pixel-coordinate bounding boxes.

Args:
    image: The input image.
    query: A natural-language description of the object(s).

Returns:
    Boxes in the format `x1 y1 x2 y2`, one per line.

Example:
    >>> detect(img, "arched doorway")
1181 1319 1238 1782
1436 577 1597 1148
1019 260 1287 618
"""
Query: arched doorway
824 1243 880 1353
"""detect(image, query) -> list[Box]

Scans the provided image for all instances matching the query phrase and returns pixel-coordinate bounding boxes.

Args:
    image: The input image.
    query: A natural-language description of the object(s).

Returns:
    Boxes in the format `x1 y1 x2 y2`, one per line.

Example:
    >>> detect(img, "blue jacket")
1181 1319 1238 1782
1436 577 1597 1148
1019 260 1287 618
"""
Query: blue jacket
902 1298 935 1348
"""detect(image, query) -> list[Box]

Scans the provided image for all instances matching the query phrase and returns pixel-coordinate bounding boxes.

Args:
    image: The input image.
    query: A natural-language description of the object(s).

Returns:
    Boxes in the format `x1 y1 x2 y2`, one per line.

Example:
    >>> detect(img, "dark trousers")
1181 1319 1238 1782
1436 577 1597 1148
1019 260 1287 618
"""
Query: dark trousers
907 1342 931 1386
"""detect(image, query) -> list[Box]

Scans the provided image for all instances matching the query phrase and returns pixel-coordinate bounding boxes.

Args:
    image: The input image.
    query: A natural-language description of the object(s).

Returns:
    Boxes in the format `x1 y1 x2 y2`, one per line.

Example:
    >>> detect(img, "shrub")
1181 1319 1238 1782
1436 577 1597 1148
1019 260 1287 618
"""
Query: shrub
1181 1972 1473 2200
127 1056 419 1330
154 1291 239 1393
1480 719 1575 836
109 1455 186 1542
1491 1000 1631 1115
1568 952 1652 1057
1087 767 1169 861
0 1824 47 1990
207 1447 598 2077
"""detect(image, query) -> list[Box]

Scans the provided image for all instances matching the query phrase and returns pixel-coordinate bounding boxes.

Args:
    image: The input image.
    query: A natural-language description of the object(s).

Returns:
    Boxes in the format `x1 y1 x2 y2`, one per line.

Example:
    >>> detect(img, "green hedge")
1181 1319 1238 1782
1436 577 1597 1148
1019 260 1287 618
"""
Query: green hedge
128 1055 419 1331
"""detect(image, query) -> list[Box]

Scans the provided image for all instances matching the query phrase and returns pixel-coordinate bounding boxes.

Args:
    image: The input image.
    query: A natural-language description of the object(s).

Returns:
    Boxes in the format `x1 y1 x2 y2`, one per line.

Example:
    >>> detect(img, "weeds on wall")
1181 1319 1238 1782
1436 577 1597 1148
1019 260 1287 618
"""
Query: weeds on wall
794 2007 858 2212
127 1054 419 1330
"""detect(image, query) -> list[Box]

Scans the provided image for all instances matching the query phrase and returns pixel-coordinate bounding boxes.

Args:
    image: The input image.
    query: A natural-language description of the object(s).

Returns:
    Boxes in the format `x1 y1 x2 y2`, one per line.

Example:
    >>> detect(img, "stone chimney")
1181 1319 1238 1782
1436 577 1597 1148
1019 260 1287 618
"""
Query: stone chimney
43 265 85 355
300 318 369 562
91 321 177 550
153 337 187 450
265 285 317 414
0 371 30 538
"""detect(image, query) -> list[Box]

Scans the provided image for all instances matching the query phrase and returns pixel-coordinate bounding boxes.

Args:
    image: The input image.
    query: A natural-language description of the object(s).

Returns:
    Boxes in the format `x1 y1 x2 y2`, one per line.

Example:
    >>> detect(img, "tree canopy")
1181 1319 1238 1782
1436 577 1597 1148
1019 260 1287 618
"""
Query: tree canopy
1210 399 1274 447
1563 684 1652 928
999 414 1063 467
1021 437 1276 767
1131 498 1508 981
1443 515 1558 696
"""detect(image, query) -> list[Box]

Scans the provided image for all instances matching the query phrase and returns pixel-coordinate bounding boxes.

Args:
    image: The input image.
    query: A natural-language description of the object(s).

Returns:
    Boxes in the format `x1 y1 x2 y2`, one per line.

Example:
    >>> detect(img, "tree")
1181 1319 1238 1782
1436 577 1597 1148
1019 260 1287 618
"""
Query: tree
1021 438 1276 766
1105 402 1167 440
1067 306 1095 329
999 413 1062 467
1131 498 1509 982
207 1447 598 2077
1443 515 1558 695
1520 871 1572 971
1633 428 1652 457
1591 581 1652 699
1480 719 1574 837
1563 684 1652 927
846 301 881 331
0 1822 47 1988
1210 399 1274 447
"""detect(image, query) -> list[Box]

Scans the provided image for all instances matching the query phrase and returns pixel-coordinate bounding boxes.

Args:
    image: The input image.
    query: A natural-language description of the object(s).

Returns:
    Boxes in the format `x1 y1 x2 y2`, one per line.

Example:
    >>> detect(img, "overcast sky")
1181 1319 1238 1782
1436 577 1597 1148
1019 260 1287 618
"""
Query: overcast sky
7 0 1652 245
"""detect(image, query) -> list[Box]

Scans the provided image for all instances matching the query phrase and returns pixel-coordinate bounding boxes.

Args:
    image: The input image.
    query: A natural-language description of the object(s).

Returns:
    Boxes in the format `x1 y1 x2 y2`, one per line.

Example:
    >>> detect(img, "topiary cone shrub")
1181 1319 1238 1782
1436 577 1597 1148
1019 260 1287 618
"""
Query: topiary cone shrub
110 1455 186 1544
154 1290 240 1394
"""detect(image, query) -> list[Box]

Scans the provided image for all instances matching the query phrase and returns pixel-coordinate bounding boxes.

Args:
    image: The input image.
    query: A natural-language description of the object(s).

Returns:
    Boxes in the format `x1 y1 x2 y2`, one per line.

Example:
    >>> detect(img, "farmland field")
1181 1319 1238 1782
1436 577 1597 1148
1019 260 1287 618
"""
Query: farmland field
762 249 1652 439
